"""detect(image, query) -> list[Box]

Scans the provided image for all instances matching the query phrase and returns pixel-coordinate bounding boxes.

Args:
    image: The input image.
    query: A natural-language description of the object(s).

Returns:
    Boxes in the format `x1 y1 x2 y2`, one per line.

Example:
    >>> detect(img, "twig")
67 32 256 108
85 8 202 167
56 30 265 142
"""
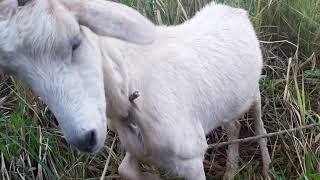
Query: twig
100 135 117 180
259 40 298 48
208 123 320 149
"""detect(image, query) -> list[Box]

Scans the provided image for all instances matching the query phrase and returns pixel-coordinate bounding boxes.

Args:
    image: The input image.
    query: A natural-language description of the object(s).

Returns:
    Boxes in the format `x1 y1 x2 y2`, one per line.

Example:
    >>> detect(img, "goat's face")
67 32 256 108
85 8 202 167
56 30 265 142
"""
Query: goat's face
0 0 154 153
0 0 107 153
0 0 155 153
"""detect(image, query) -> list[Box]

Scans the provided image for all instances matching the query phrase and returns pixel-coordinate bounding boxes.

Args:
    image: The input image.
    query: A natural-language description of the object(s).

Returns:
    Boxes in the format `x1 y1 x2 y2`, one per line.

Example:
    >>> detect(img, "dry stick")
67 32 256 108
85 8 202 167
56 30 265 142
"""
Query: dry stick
100 136 117 180
208 123 320 149
283 57 292 101
37 126 43 180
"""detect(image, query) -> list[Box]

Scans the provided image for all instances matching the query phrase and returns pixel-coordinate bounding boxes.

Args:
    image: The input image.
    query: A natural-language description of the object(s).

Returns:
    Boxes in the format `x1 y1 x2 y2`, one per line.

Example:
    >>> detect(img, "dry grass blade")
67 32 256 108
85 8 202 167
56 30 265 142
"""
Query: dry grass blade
208 123 320 148
283 57 292 101
100 135 117 180
1 153 10 180
36 126 43 180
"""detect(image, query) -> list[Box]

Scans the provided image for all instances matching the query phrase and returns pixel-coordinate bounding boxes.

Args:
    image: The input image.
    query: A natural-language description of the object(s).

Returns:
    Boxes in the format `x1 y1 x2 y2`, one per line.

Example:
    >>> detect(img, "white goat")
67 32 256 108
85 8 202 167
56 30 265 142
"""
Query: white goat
0 0 271 179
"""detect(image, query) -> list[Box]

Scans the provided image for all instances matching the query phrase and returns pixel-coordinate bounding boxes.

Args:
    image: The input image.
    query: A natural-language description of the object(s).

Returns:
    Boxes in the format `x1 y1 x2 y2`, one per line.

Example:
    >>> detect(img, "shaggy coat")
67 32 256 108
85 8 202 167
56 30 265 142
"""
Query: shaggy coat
0 0 271 179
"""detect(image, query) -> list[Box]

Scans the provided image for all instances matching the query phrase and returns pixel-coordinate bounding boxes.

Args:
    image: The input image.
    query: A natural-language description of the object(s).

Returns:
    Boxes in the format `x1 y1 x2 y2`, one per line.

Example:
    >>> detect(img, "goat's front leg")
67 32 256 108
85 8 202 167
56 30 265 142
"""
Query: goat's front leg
224 120 241 180
118 152 142 180
119 152 161 180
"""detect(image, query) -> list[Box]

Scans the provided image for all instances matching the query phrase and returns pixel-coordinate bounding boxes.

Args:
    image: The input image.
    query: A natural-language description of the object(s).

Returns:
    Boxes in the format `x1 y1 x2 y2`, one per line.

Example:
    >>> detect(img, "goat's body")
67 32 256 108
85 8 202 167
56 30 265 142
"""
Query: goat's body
141 6 262 134
101 3 268 179
0 0 269 178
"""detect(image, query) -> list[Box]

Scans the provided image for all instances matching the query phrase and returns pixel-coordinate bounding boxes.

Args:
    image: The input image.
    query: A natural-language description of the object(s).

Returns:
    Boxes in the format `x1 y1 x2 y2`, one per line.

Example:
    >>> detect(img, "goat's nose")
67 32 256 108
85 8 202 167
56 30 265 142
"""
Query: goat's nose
70 130 98 153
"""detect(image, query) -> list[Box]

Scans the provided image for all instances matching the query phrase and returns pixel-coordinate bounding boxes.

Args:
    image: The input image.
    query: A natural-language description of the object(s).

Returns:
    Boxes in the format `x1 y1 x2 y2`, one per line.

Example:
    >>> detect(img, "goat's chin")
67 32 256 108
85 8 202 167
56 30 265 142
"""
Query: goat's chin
70 140 105 155
82 147 103 155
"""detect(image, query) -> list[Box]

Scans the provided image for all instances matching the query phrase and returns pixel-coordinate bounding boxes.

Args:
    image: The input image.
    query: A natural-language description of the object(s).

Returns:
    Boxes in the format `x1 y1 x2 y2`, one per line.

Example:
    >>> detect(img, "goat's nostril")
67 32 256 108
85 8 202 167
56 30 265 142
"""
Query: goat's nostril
70 129 98 153
86 130 97 149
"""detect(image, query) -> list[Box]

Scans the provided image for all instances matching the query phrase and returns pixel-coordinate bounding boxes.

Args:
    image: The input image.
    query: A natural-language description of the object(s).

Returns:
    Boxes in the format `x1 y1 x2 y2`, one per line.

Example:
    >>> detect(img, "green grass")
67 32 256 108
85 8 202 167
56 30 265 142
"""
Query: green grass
1 0 320 179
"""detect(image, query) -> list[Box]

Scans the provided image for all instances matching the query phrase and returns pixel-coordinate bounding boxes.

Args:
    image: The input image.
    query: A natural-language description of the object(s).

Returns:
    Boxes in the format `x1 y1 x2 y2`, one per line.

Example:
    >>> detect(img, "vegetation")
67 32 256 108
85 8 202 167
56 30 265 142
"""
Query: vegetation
0 0 319 179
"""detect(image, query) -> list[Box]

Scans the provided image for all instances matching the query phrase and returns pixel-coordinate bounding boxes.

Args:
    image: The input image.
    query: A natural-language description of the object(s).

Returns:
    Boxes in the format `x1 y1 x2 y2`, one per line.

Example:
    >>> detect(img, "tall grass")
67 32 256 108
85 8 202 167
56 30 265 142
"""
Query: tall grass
0 0 319 179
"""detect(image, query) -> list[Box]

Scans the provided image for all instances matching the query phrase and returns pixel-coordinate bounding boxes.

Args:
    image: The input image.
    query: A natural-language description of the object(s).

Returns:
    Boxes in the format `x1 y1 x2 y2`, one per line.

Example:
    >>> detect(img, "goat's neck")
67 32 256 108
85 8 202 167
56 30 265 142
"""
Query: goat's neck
99 38 140 120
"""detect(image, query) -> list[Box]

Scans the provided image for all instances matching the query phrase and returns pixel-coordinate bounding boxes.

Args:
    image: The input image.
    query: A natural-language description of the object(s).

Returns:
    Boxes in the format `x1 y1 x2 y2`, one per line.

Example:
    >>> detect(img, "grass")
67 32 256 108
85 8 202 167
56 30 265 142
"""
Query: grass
0 0 320 179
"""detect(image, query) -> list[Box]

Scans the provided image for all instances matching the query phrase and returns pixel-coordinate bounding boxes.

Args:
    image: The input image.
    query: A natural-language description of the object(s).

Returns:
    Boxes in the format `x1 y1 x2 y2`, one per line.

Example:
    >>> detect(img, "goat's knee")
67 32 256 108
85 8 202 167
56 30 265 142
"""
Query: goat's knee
169 157 206 180
119 153 162 180
118 153 141 180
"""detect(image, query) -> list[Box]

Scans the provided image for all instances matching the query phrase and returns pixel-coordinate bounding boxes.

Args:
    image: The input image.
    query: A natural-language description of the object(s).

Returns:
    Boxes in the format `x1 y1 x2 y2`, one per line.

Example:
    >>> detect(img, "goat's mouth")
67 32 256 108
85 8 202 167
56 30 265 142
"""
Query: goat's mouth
71 143 102 154
62 121 107 154
65 129 98 153
68 135 105 154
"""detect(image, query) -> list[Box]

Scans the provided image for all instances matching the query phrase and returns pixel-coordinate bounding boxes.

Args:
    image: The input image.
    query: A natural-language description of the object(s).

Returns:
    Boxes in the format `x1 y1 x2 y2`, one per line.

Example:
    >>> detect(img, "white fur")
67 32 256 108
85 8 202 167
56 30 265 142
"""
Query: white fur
99 2 268 179
59 0 155 44
0 0 270 179
0 0 155 153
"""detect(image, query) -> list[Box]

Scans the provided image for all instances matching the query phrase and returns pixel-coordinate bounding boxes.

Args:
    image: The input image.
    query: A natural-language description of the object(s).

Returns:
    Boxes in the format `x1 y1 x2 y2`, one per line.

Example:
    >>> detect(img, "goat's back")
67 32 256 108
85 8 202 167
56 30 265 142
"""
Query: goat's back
135 3 262 132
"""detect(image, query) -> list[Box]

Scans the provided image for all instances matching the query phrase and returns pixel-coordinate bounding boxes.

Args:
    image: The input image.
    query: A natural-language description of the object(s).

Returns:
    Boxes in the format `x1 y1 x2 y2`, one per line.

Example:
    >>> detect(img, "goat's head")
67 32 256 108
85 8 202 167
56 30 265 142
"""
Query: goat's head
0 0 155 153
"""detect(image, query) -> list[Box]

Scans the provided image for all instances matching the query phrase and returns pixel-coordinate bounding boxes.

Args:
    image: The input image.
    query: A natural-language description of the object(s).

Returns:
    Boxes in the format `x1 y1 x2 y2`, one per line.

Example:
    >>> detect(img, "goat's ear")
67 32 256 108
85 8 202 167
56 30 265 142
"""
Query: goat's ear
0 0 17 21
60 0 155 44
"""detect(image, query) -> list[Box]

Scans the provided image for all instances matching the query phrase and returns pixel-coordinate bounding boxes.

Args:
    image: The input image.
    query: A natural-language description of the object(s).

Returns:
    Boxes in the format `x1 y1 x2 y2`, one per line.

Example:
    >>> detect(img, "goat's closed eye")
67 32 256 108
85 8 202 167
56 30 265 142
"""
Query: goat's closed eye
17 0 30 6
71 37 82 52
